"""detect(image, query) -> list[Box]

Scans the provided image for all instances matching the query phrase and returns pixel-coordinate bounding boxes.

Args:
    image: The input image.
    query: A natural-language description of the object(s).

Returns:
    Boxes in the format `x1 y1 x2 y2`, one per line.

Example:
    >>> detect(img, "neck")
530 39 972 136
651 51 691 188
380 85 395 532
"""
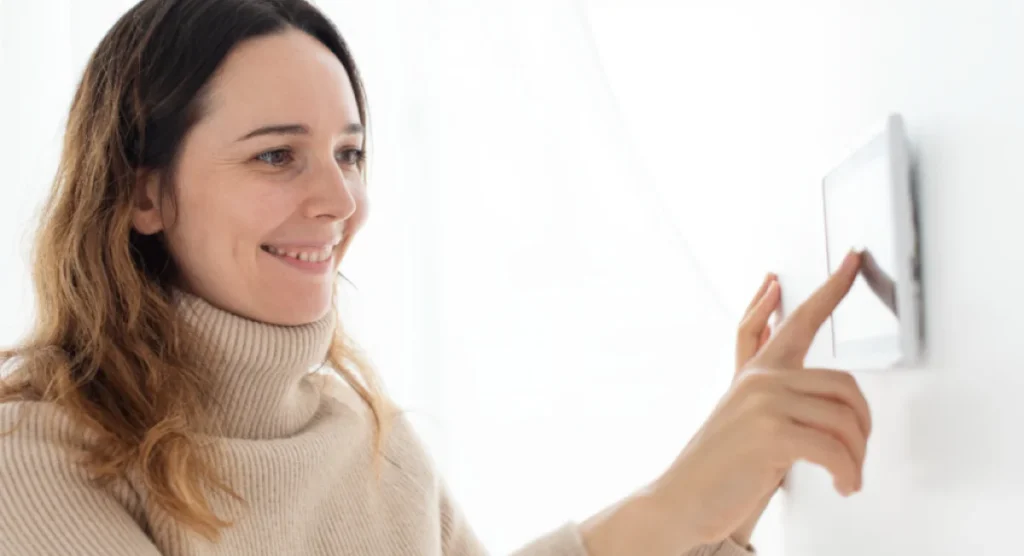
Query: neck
176 293 336 439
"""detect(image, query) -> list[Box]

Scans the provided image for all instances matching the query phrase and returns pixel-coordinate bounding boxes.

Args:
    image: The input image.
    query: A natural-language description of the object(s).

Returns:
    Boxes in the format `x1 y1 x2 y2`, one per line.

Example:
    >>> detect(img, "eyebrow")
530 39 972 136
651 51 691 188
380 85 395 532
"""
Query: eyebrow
236 122 365 142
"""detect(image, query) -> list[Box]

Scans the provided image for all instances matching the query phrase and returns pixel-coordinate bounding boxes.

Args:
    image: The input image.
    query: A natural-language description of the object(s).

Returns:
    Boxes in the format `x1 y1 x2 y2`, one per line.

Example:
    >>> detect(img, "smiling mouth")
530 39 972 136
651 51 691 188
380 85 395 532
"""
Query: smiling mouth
260 243 337 263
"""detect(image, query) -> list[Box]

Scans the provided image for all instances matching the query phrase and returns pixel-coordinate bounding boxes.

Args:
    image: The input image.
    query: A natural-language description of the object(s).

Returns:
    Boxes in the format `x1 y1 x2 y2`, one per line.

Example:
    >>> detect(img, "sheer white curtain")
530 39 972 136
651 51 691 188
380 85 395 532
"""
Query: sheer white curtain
2 1 785 554
330 1 785 553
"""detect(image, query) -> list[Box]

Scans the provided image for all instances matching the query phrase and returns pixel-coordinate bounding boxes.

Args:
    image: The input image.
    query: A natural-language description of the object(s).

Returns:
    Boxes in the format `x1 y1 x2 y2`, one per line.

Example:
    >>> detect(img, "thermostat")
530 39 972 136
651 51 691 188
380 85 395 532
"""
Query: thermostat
822 113 924 369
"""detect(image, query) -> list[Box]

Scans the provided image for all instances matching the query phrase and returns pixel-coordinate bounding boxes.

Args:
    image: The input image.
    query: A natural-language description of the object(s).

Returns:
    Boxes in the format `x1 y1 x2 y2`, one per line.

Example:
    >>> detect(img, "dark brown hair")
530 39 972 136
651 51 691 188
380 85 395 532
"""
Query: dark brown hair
0 0 390 541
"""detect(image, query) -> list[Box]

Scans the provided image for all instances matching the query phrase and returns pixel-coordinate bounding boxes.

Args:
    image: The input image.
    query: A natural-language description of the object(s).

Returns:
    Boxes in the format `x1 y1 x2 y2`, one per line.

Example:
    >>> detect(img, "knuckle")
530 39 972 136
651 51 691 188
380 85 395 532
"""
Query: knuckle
802 428 836 457
837 371 858 389
734 369 761 392
736 370 775 399
838 405 861 435
747 390 776 416
741 367 774 387
835 373 863 400
820 435 845 463
828 434 846 455
832 442 856 475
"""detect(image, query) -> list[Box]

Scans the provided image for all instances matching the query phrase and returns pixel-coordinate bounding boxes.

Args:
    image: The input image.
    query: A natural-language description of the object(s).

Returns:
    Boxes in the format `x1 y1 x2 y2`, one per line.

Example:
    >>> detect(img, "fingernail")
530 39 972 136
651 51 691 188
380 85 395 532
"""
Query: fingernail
841 250 859 271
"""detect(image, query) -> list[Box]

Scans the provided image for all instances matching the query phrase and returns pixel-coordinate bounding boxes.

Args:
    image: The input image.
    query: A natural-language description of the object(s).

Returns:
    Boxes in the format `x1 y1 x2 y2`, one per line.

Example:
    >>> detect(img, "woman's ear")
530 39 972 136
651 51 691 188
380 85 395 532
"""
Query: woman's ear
132 170 165 235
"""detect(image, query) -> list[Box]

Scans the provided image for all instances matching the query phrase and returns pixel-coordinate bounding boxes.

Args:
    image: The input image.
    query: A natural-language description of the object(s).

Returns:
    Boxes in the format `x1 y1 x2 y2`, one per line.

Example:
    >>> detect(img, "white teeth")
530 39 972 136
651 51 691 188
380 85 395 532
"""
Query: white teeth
264 245 334 263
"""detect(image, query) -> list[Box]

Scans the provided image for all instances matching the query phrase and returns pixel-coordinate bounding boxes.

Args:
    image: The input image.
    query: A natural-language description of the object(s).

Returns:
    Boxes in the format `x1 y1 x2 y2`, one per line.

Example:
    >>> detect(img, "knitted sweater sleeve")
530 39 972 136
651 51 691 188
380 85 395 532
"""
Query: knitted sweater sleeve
0 402 162 556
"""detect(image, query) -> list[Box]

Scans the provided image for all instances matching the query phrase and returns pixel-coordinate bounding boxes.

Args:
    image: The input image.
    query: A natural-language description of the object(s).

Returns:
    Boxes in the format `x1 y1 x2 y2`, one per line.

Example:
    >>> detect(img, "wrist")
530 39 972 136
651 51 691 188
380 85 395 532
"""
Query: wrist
579 487 700 556
728 481 775 549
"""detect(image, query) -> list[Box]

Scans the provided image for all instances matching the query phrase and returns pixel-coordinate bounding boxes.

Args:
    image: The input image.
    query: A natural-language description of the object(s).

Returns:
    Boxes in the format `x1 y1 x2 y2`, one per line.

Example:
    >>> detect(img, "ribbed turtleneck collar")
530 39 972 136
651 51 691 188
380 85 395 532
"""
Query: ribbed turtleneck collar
175 293 336 439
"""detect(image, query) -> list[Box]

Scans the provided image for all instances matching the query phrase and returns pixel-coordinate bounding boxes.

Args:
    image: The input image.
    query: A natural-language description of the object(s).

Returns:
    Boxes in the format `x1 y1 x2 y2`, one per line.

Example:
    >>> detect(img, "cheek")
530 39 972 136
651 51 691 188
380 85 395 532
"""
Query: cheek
161 197 222 282
165 177 291 267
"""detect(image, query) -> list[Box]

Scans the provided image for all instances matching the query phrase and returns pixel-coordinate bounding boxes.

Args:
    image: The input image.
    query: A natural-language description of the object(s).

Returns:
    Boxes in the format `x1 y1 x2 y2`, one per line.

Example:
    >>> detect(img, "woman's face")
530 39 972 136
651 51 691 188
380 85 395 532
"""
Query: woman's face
132 30 367 325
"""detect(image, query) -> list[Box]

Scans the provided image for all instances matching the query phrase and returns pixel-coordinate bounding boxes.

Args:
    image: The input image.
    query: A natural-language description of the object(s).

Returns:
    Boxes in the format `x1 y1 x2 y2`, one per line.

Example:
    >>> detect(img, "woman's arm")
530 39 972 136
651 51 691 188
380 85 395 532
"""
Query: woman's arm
578 492 752 556
0 402 162 556
440 486 749 556
727 490 770 549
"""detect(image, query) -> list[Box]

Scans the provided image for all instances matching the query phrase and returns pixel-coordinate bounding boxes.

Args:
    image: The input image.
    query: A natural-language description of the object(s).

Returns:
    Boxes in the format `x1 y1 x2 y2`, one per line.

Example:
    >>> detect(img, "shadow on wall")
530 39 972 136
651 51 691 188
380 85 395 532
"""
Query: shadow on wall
906 373 1020 494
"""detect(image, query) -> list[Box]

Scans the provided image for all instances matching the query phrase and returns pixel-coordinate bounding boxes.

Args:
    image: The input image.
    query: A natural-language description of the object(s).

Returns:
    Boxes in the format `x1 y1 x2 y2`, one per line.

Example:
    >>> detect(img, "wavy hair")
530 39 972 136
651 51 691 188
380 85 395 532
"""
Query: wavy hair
0 0 390 541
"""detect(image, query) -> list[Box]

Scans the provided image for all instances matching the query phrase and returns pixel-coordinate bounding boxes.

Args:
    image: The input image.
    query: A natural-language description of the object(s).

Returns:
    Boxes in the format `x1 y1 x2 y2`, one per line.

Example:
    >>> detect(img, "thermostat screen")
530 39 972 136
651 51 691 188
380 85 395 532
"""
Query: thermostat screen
823 155 900 354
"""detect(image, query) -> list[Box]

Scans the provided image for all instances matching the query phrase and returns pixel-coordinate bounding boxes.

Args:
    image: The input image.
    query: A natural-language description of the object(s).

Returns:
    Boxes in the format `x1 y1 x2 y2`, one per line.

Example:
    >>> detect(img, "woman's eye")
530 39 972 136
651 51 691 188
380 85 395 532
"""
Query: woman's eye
255 149 294 167
336 148 365 166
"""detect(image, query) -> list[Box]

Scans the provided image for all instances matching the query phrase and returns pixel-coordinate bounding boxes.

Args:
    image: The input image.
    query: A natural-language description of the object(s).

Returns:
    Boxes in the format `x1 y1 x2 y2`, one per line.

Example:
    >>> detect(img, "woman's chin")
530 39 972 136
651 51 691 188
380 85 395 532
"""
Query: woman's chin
190 281 335 326
265 300 333 326
244 287 335 326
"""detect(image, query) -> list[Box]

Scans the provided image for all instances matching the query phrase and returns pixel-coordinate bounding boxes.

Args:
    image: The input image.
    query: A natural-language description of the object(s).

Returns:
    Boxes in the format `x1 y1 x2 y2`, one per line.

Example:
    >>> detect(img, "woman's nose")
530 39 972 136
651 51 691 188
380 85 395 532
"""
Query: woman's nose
304 162 358 221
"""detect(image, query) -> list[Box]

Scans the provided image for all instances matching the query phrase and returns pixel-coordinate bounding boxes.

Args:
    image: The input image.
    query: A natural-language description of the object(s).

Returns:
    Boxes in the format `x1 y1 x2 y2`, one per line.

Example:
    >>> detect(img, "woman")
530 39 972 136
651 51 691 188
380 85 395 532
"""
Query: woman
0 1 871 555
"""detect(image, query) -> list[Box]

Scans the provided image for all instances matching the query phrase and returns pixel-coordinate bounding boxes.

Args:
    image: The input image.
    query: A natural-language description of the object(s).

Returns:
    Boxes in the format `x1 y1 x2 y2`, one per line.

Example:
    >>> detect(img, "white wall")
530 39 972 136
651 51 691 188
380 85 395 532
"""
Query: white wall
589 1 1024 554
781 1 1024 554
0 0 136 344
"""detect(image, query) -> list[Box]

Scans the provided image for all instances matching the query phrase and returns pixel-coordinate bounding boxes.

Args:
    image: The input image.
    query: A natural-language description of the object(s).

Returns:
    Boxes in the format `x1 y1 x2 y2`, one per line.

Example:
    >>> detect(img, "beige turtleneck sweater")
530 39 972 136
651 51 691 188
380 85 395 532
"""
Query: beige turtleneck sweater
0 294 753 556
